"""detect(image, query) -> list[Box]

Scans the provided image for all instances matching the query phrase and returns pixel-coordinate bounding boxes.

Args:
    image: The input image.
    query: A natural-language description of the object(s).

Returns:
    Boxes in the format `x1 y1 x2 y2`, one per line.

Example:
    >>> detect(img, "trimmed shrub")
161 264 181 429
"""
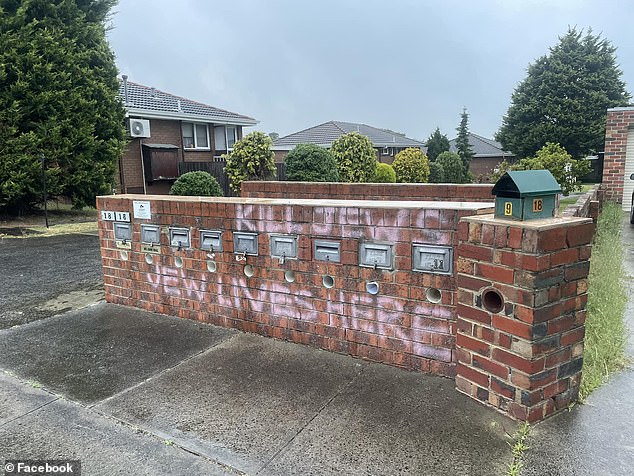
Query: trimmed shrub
373 162 396 183
392 148 430 183
331 132 377 182
436 151 467 183
285 144 339 182
429 161 445 183
225 131 276 193
170 171 223 196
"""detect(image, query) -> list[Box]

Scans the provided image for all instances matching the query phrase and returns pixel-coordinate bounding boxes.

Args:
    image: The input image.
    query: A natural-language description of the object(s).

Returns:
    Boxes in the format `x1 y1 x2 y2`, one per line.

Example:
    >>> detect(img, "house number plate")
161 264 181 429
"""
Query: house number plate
101 211 130 222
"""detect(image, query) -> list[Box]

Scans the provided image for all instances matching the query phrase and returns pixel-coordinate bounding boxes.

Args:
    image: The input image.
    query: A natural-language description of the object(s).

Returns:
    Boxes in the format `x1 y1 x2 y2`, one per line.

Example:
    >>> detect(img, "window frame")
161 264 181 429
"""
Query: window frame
182 122 210 150
226 126 238 150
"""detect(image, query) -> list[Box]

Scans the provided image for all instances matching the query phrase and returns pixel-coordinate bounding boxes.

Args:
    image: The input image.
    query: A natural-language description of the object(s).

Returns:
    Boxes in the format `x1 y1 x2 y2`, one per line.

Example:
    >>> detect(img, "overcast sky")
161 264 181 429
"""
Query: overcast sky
106 0 634 142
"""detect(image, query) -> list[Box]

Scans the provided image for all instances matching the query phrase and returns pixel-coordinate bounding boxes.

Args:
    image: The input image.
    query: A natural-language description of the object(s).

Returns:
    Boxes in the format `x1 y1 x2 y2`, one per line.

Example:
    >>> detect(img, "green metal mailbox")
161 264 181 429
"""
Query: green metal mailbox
491 170 561 220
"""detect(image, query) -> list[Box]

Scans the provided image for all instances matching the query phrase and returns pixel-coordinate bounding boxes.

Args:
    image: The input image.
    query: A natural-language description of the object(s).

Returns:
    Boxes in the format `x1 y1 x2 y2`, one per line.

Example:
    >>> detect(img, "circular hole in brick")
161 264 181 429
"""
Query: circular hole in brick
145 253 154 265
174 256 184 268
322 274 335 289
244 264 254 277
482 288 504 313
207 260 217 273
284 270 296 283
119 250 129 261
366 281 379 295
426 287 442 303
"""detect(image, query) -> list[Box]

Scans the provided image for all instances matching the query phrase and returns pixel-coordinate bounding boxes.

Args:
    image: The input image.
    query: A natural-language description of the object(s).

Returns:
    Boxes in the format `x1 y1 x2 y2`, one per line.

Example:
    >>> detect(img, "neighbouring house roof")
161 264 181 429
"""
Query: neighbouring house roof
272 121 426 151
449 132 514 159
119 79 257 126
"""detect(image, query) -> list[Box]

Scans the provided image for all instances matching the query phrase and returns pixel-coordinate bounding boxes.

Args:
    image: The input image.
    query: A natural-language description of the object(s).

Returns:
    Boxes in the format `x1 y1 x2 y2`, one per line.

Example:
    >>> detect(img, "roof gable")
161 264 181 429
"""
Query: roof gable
119 79 257 125
492 170 561 198
273 121 425 150
449 132 514 157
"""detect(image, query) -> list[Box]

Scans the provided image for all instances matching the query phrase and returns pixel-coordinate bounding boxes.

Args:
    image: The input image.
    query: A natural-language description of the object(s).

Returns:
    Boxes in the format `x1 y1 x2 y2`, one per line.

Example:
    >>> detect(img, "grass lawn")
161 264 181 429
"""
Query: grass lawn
580 202 629 399
0 200 97 236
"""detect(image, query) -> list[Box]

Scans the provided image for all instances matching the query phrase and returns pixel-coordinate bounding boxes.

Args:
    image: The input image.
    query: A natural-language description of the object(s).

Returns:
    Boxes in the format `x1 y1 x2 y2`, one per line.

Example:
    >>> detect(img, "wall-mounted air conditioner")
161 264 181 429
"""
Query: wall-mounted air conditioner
129 118 151 138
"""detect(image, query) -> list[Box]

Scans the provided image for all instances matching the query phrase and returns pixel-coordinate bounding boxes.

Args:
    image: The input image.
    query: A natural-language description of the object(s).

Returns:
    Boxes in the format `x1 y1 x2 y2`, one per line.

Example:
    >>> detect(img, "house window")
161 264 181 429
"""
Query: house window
227 126 237 149
182 122 209 149
214 126 226 150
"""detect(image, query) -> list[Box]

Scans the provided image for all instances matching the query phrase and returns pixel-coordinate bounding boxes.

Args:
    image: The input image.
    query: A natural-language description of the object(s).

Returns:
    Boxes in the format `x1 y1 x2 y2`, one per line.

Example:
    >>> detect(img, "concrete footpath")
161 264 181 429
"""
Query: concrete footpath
521 216 634 475
0 303 514 475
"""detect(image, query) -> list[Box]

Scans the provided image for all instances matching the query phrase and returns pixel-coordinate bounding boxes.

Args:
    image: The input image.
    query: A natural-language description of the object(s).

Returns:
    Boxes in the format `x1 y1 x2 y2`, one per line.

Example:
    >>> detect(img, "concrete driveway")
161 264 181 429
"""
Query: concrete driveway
0 233 516 475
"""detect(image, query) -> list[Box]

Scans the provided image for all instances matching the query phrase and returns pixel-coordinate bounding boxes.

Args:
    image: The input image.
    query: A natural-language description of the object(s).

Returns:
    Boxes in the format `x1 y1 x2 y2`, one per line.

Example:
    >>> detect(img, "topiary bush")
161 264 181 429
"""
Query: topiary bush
373 162 396 183
330 132 377 182
428 161 445 183
225 131 276 193
285 144 339 182
392 148 430 183
170 171 223 196
436 151 467 183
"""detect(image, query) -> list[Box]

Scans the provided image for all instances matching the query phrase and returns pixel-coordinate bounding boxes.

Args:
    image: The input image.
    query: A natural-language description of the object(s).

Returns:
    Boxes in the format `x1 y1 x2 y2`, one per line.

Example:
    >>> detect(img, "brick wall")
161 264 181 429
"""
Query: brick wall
455 215 594 422
98 195 494 377
602 107 634 203
241 181 494 202
97 194 594 422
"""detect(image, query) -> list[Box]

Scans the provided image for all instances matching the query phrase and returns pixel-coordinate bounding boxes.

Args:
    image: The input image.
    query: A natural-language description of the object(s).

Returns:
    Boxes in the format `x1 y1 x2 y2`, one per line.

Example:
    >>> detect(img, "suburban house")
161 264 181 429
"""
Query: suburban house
118 76 257 194
449 132 515 180
272 121 426 164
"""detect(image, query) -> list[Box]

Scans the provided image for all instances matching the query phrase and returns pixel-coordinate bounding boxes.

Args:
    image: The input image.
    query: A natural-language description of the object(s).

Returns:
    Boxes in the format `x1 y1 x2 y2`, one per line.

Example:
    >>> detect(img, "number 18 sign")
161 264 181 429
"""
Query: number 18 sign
100 211 131 222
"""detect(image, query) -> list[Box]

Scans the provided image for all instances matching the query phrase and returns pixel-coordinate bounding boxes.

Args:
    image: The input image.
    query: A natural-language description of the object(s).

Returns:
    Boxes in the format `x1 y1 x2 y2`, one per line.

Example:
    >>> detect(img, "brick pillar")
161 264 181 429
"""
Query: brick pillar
455 215 594 422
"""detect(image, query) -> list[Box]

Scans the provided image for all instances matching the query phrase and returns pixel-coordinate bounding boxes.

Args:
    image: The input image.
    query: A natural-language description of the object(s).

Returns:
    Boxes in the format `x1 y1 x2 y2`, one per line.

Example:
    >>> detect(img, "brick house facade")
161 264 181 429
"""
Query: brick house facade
602 106 634 207
118 77 257 194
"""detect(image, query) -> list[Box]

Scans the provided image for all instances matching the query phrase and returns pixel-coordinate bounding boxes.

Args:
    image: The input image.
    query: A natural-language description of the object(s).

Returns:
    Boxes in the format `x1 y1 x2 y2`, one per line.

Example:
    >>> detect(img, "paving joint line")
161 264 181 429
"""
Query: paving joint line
255 365 366 475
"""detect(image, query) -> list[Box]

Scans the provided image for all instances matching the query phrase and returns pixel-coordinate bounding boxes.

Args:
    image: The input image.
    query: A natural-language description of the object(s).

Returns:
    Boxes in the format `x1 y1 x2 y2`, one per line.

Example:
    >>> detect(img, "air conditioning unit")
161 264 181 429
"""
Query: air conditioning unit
129 118 151 138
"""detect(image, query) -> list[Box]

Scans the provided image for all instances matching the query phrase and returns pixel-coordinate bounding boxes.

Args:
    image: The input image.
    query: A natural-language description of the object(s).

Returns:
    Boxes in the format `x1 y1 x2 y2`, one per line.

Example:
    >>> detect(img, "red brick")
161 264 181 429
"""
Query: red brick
550 248 578 267
472 354 509 379
566 223 595 247
456 333 491 356
492 348 545 374
508 227 523 249
457 362 490 387
456 303 491 325
561 327 585 346
458 243 494 262
477 262 514 284
492 314 533 340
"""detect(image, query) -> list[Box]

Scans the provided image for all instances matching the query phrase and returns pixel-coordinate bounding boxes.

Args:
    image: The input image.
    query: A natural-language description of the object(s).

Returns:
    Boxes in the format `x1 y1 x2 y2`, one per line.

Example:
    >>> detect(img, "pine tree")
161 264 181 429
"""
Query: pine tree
496 28 630 159
425 127 450 162
455 108 474 172
0 0 126 213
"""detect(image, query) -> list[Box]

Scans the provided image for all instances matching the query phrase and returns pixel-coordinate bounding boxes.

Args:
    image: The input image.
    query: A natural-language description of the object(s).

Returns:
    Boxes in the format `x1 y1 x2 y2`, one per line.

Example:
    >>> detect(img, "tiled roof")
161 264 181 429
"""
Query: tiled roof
273 121 426 150
119 79 257 125
449 132 514 158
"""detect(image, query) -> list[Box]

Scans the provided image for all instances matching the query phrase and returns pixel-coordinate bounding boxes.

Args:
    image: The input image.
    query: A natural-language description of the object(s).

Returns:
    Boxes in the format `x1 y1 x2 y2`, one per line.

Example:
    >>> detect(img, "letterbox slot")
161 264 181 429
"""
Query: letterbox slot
270 234 298 259
113 222 132 242
169 227 191 249
314 240 341 263
140 224 161 245
200 230 223 252
412 244 453 275
359 242 393 270
233 232 258 256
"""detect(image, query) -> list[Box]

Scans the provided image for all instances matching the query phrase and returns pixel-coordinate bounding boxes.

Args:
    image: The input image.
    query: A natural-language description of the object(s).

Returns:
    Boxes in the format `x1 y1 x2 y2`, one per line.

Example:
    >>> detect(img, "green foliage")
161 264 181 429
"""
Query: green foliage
428 161 445 183
285 143 339 182
392 148 430 183
580 202 628 399
455 108 474 171
0 0 126 214
330 132 377 183
496 28 631 159
490 159 513 183
507 143 591 195
425 127 450 162
373 162 396 183
169 171 222 196
436 151 466 183
224 131 275 193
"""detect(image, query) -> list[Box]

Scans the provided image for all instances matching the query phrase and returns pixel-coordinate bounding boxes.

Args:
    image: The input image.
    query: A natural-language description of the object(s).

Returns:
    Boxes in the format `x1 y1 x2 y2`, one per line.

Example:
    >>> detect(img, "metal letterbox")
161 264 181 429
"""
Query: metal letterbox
200 230 223 252
140 224 161 245
233 232 258 256
169 227 190 249
270 234 298 259
413 244 453 275
359 242 393 270
113 222 132 242
492 170 561 221
314 240 341 262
